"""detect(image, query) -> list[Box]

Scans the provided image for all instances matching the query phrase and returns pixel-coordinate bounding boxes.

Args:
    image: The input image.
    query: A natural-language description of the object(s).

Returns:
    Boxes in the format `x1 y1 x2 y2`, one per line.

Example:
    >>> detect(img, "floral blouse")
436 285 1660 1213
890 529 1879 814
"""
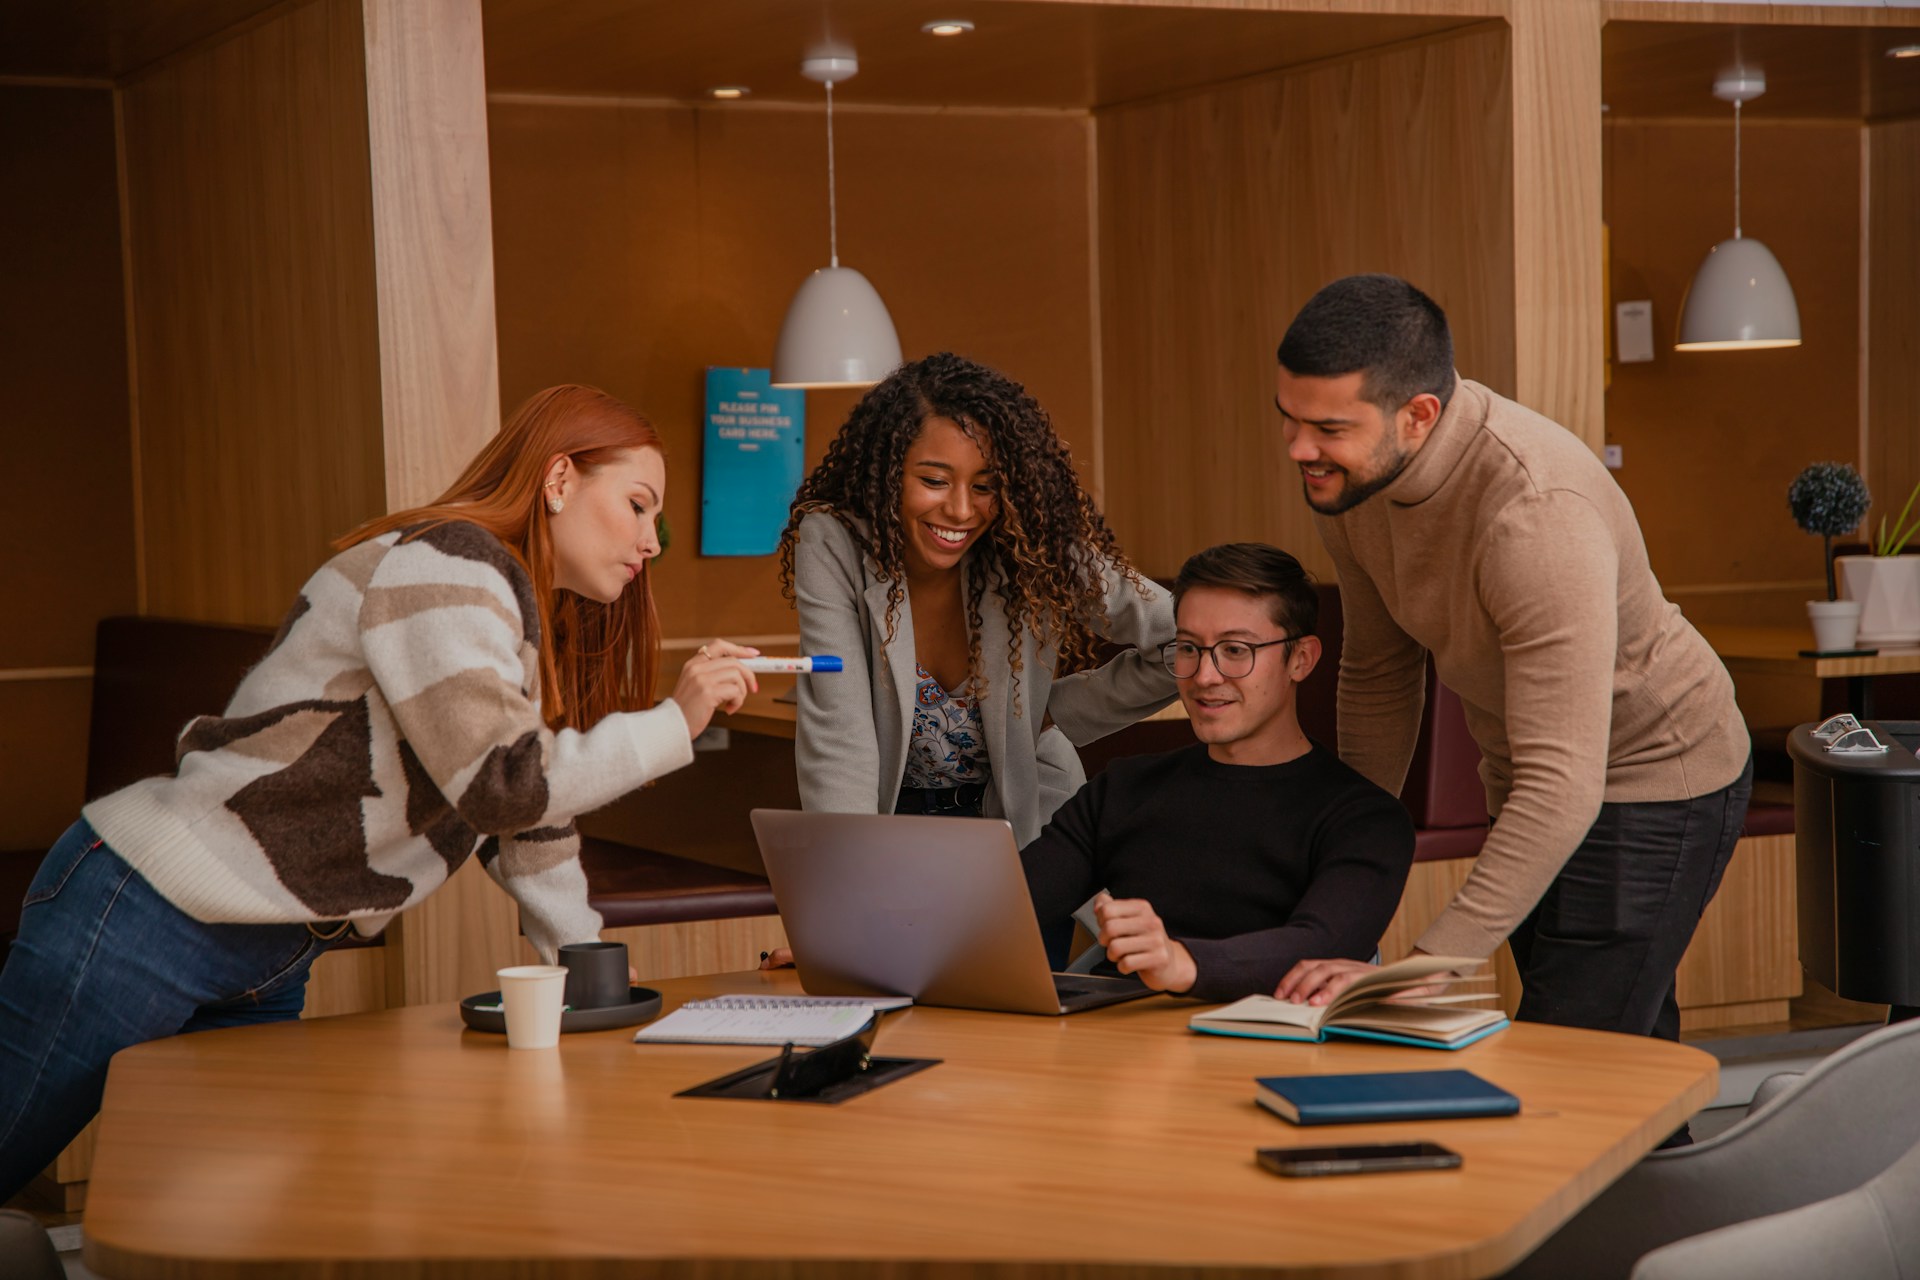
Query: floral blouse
902 663 991 789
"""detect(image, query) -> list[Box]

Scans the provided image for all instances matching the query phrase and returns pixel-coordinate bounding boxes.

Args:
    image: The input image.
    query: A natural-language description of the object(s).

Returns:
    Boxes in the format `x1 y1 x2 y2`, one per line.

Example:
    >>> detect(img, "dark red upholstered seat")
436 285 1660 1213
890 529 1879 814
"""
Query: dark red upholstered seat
1297 584 1490 862
579 836 775 929
1741 802 1794 839
1412 825 1489 863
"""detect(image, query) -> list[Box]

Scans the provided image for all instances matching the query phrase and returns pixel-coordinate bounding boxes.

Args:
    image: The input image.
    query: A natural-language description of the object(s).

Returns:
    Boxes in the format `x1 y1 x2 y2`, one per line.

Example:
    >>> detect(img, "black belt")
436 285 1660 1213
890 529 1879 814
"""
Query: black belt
898 782 987 814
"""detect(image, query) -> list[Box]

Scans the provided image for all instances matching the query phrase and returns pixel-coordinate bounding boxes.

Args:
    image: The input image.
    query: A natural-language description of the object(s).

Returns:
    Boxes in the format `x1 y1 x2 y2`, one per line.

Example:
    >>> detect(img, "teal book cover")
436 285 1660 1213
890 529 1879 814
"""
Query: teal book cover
1256 1069 1519 1126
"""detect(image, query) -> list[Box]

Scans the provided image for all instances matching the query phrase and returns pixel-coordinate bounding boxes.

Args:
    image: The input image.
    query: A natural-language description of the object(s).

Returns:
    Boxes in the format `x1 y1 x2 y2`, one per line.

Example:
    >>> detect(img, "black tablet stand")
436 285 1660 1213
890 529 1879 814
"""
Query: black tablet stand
675 1009 939 1105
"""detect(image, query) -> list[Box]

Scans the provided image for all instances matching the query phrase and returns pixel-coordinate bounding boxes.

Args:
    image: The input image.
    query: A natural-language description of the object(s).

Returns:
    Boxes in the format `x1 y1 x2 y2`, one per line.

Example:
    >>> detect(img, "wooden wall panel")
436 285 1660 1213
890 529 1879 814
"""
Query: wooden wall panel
118 0 386 628
488 99 1100 643
1096 23 1514 580
1512 0 1604 450
1866 118 1920 536
1604 120 1860 630
0 84 134 850
0 85 136 669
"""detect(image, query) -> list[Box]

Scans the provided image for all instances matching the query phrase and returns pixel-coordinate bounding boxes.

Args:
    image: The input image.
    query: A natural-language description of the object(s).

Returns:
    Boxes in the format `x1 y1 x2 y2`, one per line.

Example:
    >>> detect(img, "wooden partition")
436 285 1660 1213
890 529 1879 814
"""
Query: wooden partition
1095 22 1516 581
118 0 387 627
0 83 136 853
1867 116 1920 520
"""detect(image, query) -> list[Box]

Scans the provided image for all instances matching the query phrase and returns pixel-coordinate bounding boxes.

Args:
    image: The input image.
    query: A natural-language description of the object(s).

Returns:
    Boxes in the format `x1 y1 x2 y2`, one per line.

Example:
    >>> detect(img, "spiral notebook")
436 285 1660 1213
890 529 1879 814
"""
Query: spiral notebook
632 994 913 1046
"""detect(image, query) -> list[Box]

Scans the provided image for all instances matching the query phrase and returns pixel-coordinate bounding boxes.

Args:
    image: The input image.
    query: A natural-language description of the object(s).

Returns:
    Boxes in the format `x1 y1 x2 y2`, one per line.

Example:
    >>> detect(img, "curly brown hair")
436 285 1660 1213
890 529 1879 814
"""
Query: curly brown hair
778 353 1146 705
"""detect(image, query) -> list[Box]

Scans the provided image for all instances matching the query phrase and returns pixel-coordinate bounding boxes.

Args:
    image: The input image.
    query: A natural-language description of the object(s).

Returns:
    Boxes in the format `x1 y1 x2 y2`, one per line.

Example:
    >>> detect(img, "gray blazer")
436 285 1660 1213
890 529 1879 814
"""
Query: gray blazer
792 511 1178 846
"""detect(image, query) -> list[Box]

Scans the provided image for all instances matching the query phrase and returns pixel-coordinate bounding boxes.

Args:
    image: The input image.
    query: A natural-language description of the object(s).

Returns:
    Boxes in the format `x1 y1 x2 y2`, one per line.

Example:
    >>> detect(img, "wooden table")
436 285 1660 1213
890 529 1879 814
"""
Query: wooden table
82 971 1716 1280
1699 624 1920 718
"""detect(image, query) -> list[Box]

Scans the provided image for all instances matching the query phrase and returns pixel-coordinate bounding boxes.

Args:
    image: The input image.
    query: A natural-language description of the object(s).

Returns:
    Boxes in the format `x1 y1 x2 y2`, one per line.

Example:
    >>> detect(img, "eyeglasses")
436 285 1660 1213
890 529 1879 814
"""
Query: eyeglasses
1160 637 1297 679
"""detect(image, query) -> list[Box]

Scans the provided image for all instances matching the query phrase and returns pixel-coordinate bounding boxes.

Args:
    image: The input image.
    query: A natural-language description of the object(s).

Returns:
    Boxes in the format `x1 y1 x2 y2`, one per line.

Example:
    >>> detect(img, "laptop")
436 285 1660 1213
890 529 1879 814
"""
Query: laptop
750 809 1152 1015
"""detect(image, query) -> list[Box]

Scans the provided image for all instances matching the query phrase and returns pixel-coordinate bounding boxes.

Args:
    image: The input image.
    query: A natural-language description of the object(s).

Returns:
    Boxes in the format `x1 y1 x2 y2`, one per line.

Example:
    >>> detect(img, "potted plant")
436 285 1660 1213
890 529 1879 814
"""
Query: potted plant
1788 463 1870 652
1840 479 1920 647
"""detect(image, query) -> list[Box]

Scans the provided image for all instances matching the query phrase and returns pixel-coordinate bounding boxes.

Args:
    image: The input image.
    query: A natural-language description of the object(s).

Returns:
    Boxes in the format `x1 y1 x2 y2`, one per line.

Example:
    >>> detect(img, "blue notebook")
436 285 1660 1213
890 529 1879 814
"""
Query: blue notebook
1256 1069 1520 1126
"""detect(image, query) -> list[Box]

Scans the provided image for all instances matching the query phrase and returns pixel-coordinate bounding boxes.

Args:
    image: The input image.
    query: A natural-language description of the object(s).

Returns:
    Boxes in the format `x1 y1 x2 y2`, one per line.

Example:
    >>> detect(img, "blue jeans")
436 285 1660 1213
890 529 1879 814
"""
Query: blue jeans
0 820 331 1201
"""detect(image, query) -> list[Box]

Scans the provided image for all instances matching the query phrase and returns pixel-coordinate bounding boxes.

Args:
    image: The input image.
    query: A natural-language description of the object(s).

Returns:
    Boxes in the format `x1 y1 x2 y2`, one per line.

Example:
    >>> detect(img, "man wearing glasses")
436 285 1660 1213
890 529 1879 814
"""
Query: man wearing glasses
1020 543 1415 1001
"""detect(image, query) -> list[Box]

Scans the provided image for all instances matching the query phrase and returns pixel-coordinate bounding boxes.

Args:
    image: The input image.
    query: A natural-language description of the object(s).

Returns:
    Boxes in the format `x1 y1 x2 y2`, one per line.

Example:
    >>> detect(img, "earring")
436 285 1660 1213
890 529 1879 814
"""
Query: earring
547 497 564 515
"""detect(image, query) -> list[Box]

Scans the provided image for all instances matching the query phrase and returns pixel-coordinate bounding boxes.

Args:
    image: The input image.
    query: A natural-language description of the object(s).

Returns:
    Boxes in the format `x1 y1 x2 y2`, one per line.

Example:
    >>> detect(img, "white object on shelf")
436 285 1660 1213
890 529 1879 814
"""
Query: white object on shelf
1615 300 1655 364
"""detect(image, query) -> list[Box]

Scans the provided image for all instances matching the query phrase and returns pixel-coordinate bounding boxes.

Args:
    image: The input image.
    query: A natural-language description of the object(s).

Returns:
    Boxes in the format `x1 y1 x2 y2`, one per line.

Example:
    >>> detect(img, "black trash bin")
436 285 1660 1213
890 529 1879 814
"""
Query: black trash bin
1790 718 1920 1022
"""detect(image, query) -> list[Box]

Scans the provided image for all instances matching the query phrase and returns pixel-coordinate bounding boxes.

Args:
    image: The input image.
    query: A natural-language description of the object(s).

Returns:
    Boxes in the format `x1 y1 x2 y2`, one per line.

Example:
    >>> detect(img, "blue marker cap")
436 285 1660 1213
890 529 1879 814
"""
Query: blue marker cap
811 656 843 673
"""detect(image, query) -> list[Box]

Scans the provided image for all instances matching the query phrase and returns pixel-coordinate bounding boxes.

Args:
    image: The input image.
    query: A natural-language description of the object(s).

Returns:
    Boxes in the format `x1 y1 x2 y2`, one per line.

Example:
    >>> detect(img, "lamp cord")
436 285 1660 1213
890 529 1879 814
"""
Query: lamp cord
1735 97 1751 239
825 79 839 268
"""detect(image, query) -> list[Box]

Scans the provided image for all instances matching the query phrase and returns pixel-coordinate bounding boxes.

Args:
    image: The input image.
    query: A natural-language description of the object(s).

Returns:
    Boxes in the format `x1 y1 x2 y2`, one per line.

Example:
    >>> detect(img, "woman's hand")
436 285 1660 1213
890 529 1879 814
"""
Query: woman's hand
759 947 796 970
671 640 760 739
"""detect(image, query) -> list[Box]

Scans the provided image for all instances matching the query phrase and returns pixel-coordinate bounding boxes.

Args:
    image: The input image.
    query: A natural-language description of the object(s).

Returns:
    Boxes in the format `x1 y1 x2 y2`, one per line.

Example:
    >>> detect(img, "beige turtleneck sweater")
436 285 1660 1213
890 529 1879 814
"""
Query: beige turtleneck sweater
1315 378 1750 959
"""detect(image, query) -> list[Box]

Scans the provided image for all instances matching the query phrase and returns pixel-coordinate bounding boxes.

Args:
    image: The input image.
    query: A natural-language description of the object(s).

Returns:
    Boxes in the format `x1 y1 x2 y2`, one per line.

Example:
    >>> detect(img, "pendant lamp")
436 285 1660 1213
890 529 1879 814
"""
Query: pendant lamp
1675 69 1802 352
771 53 903 388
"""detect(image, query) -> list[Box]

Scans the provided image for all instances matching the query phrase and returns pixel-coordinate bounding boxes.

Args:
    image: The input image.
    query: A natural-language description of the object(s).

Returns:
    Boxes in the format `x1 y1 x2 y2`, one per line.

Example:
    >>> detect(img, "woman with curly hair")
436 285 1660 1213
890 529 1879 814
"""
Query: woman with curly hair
777 352 1176 850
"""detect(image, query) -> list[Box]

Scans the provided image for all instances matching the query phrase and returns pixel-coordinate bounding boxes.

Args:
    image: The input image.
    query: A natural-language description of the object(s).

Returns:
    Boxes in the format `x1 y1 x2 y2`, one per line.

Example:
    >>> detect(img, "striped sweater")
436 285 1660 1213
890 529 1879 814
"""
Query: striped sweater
84 521 695 961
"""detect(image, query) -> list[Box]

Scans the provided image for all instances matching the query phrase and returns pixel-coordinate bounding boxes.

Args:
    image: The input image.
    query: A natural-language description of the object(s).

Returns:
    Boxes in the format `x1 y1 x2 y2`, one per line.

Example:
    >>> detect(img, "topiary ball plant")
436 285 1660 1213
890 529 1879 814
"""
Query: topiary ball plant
1788 463 1871 601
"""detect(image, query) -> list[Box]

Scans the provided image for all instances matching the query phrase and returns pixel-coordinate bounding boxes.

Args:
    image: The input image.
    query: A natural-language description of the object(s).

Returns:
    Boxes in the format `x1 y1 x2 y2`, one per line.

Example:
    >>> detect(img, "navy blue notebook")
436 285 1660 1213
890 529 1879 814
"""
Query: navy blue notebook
1256 1069 1520 1126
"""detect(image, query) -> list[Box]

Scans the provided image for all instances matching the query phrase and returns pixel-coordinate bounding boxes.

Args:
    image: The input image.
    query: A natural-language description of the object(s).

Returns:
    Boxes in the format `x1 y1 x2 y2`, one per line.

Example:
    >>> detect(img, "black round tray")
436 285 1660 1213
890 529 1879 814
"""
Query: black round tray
459 985 663 1035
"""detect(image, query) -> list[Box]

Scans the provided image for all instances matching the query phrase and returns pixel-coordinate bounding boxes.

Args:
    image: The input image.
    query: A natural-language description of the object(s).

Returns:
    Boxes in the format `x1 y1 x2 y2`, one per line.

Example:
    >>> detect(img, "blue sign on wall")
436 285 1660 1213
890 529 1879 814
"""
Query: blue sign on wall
700 367 806 557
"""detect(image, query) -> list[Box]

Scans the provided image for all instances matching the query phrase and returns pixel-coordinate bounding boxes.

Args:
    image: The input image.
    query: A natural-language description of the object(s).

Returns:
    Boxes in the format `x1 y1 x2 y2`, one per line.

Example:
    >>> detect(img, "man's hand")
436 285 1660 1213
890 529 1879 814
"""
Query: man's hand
1094 893 1197 994
1276 949 1442 1006
1274 957 1379 1006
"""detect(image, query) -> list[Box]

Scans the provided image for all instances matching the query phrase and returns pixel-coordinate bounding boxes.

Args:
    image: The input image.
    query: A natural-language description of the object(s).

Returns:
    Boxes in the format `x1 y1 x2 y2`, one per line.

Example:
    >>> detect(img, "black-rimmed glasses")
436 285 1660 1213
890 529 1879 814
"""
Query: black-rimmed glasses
1160 637 1297 679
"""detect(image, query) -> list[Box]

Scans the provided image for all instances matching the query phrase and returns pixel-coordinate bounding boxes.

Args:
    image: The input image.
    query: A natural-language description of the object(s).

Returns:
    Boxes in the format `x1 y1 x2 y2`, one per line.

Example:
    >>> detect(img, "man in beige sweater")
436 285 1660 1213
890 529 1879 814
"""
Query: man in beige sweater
1271 275 1751 1053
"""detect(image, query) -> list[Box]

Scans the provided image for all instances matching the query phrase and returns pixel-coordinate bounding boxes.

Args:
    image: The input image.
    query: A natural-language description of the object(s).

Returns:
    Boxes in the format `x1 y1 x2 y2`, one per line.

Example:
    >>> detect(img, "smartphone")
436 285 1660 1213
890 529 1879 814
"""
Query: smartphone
1258 1141 1462 1177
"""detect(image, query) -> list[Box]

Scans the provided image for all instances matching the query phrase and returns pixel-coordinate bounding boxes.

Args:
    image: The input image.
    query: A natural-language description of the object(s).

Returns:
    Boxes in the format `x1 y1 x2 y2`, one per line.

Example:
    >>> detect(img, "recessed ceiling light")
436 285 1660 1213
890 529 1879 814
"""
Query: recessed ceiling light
1888 44 1920 59
709 86 750 99
921 19 974 37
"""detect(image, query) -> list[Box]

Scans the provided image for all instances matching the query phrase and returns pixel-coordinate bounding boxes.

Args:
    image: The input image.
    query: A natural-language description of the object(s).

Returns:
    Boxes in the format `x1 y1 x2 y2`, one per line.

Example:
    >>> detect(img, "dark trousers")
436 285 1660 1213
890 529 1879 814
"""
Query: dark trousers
1507 755 1753 1045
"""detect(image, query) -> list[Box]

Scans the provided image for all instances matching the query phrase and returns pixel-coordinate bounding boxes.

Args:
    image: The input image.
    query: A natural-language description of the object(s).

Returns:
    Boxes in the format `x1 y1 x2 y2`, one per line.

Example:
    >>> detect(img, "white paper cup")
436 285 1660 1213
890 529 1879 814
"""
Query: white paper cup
497 964 567 1049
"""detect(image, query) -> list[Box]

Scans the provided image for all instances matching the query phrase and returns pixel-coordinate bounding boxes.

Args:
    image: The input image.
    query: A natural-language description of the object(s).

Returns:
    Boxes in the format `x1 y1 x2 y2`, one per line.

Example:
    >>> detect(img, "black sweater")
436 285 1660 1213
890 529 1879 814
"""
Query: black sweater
1021 744 1416 1003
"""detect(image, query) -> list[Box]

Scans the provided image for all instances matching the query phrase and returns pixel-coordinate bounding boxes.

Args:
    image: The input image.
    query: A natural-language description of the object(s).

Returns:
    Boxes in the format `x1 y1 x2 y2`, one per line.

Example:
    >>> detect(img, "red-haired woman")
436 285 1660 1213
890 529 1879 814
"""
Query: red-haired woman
0 385 756 1200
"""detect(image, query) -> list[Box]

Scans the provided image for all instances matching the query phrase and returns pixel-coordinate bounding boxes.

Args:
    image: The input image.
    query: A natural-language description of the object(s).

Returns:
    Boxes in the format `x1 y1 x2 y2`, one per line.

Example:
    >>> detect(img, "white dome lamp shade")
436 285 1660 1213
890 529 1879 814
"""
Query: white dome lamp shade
773 268 902 388
772 53 903 389
1675 69 1802 352
1675 237 1801 350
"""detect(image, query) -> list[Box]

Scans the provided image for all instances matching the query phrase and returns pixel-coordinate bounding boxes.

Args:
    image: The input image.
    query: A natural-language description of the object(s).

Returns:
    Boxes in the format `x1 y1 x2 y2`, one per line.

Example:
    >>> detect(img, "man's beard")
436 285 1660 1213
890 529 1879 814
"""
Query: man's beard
1301 438 1414 515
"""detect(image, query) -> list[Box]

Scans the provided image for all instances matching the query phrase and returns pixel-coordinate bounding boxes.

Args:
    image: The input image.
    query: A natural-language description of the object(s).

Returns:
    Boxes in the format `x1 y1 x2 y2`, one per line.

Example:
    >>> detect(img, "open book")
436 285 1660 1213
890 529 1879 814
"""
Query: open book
1189 955 1507 1050
633 994 912 1047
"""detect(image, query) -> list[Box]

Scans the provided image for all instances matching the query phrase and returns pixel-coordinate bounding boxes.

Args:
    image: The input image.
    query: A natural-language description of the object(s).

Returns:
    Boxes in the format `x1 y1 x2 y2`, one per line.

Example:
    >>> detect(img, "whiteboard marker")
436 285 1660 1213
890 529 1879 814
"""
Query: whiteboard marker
737 656 843 674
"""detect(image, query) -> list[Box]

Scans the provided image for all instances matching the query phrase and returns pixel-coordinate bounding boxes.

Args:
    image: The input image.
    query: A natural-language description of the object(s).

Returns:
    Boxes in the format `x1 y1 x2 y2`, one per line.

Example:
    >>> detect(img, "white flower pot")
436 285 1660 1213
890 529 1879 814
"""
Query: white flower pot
1807 599 1863 653
1839 556 1920 647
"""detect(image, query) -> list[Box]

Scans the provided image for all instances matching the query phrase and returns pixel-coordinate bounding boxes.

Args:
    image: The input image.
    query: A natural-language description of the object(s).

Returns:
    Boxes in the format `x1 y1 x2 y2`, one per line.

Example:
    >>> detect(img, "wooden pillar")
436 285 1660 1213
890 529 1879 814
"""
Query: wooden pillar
1509 0 1605 451
355 0 520 1007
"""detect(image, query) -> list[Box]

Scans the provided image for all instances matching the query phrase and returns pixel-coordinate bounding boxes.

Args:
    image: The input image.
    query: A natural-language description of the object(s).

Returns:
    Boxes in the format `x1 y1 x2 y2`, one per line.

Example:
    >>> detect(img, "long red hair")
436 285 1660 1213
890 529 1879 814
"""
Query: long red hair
338 385 665 731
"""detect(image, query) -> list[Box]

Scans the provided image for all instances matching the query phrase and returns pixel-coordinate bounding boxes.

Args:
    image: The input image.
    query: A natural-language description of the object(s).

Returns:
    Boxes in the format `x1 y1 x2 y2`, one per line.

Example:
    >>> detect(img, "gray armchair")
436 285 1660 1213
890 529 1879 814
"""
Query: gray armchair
0 1209 63 1280
1631 1137 1920 1279
1504 1018 1920 1279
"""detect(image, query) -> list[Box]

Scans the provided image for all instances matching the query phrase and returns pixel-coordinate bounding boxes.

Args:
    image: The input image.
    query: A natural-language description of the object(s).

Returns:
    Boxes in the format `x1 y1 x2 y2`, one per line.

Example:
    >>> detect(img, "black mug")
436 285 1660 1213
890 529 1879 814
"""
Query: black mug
557 941 628 1010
